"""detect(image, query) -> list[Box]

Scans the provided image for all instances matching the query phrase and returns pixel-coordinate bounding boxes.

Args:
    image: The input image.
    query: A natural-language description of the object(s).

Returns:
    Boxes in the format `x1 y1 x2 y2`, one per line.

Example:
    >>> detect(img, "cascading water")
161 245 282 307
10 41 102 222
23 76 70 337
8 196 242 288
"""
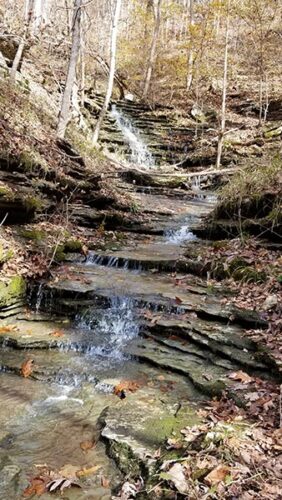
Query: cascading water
111 104 155 168
166 224 197 244
76 296 139 362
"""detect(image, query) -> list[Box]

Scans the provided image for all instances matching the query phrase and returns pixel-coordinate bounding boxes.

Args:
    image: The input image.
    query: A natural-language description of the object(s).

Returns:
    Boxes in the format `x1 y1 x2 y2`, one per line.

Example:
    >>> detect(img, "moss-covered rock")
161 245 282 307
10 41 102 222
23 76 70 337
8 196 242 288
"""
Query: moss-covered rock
53 239 83 262
64 239 83 252
0 276 26 308
0 244 14 264
19 228 46 241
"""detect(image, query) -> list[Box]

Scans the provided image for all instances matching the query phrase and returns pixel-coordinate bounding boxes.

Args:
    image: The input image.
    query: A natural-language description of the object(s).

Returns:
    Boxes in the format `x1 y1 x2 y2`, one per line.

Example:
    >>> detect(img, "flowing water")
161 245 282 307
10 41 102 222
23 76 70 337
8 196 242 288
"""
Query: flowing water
111 105 155 168
165 223 197 244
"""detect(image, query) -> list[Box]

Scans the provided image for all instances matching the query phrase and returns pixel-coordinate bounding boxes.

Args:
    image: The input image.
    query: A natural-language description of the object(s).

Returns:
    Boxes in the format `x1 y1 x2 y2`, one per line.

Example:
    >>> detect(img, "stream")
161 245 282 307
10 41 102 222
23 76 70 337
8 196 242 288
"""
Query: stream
0 114 273 499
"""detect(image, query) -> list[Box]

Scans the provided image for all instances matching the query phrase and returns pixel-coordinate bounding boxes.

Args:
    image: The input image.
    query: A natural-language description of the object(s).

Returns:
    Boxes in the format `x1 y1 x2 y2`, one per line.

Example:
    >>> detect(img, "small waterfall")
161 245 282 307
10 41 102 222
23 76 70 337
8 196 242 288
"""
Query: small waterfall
76 296 139 361
111 104 155 168
166 225 197 244
35 282 44 313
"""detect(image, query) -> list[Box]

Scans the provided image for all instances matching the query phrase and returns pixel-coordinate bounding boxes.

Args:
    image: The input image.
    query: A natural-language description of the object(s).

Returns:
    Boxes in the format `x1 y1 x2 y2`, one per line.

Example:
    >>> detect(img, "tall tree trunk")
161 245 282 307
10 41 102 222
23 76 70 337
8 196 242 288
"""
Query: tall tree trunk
216 0 230 169
32 0 43 33
142 0 162 99
186 0 194 91
92 0 122 145
10 0 32 82
57 0 82 139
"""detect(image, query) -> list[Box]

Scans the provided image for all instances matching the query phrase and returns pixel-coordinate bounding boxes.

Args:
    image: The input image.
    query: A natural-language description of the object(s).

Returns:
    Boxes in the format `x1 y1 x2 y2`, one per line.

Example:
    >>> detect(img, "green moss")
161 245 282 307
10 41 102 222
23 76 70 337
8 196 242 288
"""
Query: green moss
53 239 83 262
64 239 83 252
0 244 14 264
53 244 66 262
108 440 143 477
19 149 49 174
23 195 43 211
0 184 13 198
144 406 200 445
19 228 45 241
0 276 26 307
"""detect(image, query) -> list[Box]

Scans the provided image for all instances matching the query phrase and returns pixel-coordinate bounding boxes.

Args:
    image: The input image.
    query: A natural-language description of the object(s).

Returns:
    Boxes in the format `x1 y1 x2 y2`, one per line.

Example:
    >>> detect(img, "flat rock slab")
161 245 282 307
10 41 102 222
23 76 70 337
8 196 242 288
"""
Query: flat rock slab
45 265 267 329
100 396 200 475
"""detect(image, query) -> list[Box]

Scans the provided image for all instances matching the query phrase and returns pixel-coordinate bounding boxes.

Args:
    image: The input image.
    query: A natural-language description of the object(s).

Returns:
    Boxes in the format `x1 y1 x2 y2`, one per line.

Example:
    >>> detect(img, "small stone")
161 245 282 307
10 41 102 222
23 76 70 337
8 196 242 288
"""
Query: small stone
262 295 278 310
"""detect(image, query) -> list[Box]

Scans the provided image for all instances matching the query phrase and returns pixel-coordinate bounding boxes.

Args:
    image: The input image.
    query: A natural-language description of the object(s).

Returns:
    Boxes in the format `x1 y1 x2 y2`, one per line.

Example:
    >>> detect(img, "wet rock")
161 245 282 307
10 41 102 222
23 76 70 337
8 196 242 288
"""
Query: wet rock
0 276 26 309
100 398 199 477
0 462 21 496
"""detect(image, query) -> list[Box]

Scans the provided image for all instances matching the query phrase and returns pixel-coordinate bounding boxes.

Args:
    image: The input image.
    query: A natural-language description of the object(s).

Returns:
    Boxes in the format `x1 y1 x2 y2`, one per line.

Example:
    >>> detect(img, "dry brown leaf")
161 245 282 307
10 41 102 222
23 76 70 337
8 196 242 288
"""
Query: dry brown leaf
58 464 79 479
204 464 230 486
272 428 282 448
21 359 34 378
49 330 65 338
76 465 101 478
80 439 96 452
101 476 110 488
23 478 47 497
81 244 88 256
0 324 18 334
175 296 183 304
165 463 188 495
114 380 140 397
229 370 253 384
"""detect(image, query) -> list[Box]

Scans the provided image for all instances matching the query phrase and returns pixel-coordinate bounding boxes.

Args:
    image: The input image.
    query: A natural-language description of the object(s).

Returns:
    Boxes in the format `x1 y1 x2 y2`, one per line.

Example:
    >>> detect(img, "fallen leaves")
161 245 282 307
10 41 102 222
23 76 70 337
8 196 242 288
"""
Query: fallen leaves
0 324 18 334
80 439 96 452
49 329 65 338
113 380 141 398
23 462 102 497
204 464 230 486
21 358 34 378
48 477 80 493
229 370 254 384
161 463 188 495
76 465 101 478
23 478 47 497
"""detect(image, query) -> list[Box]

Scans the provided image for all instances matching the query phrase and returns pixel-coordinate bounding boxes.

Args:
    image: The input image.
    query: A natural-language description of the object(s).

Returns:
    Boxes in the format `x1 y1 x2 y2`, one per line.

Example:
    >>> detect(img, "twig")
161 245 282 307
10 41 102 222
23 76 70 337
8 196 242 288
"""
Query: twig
0 213 8 226
279 384 282 429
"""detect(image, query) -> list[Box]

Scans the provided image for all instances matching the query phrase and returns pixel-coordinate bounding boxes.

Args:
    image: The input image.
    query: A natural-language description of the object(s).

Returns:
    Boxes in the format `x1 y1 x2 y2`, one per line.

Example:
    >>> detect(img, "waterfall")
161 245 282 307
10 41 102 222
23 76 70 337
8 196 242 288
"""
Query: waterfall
166 225 197 244
111 105 155 168
76 296 139 361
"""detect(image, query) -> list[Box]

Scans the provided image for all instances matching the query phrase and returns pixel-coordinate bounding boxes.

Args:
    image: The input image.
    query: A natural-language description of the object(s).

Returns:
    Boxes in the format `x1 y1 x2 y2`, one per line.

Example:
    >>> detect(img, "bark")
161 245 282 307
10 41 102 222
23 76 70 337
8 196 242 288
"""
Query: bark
186 0 194 91
10 0 32 82
216 0 230 169
93 53 127 99
142 0 162 99
57 0 82 139
92 0 122 145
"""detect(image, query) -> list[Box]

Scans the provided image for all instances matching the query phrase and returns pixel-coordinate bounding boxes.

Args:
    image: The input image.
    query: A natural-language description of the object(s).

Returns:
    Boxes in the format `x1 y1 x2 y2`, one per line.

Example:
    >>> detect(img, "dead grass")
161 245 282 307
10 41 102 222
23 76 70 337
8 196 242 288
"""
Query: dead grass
218 155 282 208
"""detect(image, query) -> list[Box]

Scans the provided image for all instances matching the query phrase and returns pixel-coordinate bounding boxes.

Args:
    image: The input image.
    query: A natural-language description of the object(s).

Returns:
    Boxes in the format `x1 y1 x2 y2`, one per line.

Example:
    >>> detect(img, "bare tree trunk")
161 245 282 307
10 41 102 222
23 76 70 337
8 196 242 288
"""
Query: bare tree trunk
216 0 230 169
92 0 122 145
10 0 32 82
142 0 162 99
57 0 82 139
186 0 194 91
32 0 44 33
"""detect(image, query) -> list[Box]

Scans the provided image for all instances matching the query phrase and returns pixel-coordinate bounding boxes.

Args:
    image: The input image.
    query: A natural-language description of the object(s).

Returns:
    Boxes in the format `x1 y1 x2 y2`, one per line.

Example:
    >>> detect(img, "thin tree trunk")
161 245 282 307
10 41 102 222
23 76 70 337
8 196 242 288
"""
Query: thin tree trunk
186 0 194 90
80 7 86 107
92 0 122 145
10 37 26 82
10 0 32 82
142 0 162 99
57 0 82 139
216 0 230 169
